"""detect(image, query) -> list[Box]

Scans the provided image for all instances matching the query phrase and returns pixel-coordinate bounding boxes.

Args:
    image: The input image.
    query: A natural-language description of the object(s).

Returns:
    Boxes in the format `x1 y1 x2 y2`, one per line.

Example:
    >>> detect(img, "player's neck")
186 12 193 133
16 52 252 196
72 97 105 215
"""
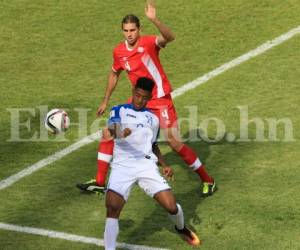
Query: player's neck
125 38 139 50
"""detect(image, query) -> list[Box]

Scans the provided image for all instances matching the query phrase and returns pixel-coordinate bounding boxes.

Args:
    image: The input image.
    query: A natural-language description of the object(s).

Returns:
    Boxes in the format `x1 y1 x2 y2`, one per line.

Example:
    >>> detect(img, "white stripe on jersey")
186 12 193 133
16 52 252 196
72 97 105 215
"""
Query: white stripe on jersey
141 53 165 98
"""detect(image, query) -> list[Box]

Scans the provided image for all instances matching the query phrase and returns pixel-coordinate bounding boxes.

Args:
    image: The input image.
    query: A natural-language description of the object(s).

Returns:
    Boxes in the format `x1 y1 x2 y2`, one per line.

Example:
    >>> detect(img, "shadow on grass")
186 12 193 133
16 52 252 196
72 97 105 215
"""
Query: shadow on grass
122 130 229 246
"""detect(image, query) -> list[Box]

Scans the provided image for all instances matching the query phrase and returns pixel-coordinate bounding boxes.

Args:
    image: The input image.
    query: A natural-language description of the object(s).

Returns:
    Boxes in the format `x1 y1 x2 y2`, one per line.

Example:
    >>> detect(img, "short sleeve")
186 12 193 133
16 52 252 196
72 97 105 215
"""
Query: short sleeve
107 106 121 126
112 49 123 72
143 35 161 51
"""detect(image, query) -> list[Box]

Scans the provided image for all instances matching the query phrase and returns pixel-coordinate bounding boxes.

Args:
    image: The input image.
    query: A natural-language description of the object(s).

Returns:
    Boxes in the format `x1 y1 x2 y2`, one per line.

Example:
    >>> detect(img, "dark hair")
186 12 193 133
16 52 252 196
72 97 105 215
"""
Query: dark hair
135 77 154 93
121 14 140 29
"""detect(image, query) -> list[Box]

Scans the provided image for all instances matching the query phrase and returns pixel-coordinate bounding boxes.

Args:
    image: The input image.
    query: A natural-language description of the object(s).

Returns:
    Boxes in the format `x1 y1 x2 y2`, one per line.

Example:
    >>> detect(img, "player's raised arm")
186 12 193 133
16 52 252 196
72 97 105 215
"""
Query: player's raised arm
145 0 175 48
97 70 121 116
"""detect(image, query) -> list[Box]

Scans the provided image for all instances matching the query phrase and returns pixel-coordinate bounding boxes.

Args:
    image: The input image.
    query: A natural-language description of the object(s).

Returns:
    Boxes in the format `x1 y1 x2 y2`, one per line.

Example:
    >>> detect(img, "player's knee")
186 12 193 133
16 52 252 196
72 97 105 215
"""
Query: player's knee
102 128 112 140
167 138 182 152
161 198 178 215
106 202 122 217
166 202 178 215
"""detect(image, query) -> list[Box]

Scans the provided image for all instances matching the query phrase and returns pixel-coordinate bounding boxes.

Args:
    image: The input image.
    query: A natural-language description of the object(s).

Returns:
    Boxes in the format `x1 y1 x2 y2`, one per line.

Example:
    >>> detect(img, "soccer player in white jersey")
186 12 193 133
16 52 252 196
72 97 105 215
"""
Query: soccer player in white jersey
77 0 216 196
103 77 200 249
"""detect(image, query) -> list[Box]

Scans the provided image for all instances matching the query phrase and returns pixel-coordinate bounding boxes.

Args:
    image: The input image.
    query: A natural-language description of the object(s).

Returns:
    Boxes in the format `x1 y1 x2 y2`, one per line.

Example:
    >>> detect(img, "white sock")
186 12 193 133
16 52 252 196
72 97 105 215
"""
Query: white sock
104 218 119 250
168 203 185 230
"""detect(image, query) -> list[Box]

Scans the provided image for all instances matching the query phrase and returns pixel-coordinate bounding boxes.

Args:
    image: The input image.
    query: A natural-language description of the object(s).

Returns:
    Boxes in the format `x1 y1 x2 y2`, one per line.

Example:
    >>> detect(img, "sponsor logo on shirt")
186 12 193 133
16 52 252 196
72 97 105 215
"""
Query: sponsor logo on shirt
126 114 136 118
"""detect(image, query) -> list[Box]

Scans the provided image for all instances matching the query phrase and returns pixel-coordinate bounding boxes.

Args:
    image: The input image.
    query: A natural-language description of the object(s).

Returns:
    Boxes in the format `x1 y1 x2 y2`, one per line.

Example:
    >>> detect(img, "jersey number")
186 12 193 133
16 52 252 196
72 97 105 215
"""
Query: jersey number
161 109 169 120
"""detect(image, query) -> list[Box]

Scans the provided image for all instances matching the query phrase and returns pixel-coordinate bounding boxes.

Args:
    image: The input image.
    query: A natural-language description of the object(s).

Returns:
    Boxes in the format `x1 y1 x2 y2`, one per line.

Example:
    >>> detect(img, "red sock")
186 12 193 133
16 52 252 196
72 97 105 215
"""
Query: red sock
96 139 114 186
195 165 213 183
177 144 213 183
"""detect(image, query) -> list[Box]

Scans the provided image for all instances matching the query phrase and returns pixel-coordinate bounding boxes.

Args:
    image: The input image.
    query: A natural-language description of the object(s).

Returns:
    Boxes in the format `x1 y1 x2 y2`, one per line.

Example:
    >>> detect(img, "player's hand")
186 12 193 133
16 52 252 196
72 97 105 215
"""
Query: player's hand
122 128 132 138
162 166 174 181
96 101 108 116
145 0 157 21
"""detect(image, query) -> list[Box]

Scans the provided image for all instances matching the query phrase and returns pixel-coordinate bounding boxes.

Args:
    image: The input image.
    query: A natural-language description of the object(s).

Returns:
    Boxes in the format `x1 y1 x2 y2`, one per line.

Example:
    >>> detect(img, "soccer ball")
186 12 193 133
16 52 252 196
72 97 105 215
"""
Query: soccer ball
45 109 70 134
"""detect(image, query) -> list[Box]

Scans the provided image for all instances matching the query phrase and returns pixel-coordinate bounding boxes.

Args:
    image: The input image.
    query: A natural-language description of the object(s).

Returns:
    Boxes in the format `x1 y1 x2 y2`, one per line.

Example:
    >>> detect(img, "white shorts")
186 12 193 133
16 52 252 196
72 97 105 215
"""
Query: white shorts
107 159 171 201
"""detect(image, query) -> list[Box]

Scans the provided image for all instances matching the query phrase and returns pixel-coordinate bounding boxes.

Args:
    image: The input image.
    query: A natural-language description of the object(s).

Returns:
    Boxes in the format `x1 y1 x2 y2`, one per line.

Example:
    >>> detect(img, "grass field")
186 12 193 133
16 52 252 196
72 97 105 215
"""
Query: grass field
1 0 300 249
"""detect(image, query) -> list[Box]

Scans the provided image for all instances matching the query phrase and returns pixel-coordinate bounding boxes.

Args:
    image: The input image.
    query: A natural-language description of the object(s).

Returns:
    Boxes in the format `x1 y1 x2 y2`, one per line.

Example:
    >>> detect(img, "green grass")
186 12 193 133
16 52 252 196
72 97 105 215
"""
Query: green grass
1 0 300 249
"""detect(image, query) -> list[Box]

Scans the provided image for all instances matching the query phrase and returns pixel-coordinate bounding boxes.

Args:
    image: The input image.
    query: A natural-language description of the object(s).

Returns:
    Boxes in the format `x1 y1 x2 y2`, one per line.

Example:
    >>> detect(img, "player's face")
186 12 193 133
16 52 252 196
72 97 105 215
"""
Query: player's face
132 88 151 110
122 23 140 46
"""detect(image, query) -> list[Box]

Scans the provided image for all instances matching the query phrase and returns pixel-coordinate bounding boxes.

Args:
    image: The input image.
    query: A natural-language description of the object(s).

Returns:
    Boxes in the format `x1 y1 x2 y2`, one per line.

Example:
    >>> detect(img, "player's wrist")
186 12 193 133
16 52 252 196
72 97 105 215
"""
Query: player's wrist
160 163 168 168
150 17 160 25
102 97 109 104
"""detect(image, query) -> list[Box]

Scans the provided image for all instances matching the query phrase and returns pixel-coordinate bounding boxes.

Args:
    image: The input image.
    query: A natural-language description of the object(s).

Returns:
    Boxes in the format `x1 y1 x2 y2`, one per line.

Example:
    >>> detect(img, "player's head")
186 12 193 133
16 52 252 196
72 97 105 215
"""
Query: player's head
132 77 154 110
121 14 141 46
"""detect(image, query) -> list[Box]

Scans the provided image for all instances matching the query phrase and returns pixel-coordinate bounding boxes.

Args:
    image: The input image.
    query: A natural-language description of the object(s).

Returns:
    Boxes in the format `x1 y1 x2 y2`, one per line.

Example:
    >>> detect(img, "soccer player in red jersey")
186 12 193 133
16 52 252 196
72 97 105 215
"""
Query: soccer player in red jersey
77 0 217 196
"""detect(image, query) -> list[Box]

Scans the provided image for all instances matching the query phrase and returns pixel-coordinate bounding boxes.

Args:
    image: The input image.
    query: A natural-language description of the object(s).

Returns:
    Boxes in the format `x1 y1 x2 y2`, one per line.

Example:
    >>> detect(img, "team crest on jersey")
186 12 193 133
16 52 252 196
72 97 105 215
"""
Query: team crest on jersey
146 115 153 126
137 47 144 53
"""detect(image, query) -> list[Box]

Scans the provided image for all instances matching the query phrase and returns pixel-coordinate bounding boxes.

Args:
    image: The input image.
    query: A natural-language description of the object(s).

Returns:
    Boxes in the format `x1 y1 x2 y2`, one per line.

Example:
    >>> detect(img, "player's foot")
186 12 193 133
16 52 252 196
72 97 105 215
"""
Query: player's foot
175 226 201 246
202 181 217 197
76 179 106 194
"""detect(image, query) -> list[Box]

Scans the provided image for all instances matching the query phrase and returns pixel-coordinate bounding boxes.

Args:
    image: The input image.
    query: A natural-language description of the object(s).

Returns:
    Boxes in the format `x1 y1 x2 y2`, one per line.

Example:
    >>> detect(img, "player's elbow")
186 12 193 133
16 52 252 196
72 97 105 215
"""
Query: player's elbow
170 34 176 41
166 34 175 42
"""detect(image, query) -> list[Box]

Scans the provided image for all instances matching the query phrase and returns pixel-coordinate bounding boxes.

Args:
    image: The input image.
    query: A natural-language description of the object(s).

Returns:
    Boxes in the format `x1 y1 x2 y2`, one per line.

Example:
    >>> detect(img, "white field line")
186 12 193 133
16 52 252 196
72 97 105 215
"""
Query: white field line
1 25 300 190
171 25 300 98
0 132 101 190
0 222 170 250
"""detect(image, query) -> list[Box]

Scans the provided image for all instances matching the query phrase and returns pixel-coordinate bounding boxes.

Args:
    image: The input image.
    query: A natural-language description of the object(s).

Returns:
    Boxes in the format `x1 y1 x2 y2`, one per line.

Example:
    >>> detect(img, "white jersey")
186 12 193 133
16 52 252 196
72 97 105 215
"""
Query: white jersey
108 103 160 166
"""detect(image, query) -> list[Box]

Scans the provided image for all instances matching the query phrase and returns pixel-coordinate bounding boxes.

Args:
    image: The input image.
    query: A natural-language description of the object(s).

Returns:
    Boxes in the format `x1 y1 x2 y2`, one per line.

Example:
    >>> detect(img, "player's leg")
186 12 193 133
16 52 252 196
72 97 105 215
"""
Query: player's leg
163 126 216 196
147 96 216 196
96 128 114 186
76 128 113 193
157 95 216 196
154 190 200 246
104 165 135 250
104 190 125 250
138 162 200 246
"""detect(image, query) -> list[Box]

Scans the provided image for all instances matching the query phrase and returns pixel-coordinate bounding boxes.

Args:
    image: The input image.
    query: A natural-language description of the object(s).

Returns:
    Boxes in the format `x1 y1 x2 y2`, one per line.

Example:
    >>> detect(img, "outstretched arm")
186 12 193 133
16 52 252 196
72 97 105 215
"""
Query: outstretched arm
145 0 175 47
97 70 121 116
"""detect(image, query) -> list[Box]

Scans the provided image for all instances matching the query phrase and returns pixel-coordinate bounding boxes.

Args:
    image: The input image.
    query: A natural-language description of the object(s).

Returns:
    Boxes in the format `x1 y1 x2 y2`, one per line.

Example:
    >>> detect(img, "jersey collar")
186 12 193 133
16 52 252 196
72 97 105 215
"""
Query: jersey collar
129 103 148 112
125 38 140 51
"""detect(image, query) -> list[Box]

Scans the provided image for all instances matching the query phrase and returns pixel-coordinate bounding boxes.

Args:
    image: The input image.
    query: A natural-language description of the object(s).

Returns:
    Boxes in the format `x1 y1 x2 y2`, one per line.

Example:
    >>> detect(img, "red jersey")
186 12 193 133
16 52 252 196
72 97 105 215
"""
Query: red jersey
112 35 173 99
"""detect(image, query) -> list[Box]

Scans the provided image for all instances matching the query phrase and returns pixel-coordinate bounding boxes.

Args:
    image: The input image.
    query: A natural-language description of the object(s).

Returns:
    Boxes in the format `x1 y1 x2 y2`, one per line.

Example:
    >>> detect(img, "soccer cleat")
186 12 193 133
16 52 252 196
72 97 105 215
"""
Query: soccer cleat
175 226 201 246
202 181 217 197
76 179 106 194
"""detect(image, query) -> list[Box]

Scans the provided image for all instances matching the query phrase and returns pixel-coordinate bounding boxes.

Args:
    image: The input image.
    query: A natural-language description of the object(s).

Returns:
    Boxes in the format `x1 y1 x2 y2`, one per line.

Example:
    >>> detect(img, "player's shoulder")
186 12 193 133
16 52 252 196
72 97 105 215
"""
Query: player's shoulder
109 103 131 120
140 35 157 43
110 103 129 111
113 41 126 53
143 108 159 121
111 103 139 114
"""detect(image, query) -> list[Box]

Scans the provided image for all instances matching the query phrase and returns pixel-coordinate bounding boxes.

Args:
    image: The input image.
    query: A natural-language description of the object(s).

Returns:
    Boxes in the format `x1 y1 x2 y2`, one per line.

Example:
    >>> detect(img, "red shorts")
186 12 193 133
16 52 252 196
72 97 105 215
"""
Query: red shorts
148 94 179 128
127 94 178 128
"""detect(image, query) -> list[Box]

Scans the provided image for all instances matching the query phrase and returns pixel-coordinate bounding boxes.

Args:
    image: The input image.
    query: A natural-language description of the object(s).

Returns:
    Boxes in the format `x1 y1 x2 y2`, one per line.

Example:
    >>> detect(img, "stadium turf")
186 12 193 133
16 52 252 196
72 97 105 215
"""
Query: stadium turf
1 0 300 249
